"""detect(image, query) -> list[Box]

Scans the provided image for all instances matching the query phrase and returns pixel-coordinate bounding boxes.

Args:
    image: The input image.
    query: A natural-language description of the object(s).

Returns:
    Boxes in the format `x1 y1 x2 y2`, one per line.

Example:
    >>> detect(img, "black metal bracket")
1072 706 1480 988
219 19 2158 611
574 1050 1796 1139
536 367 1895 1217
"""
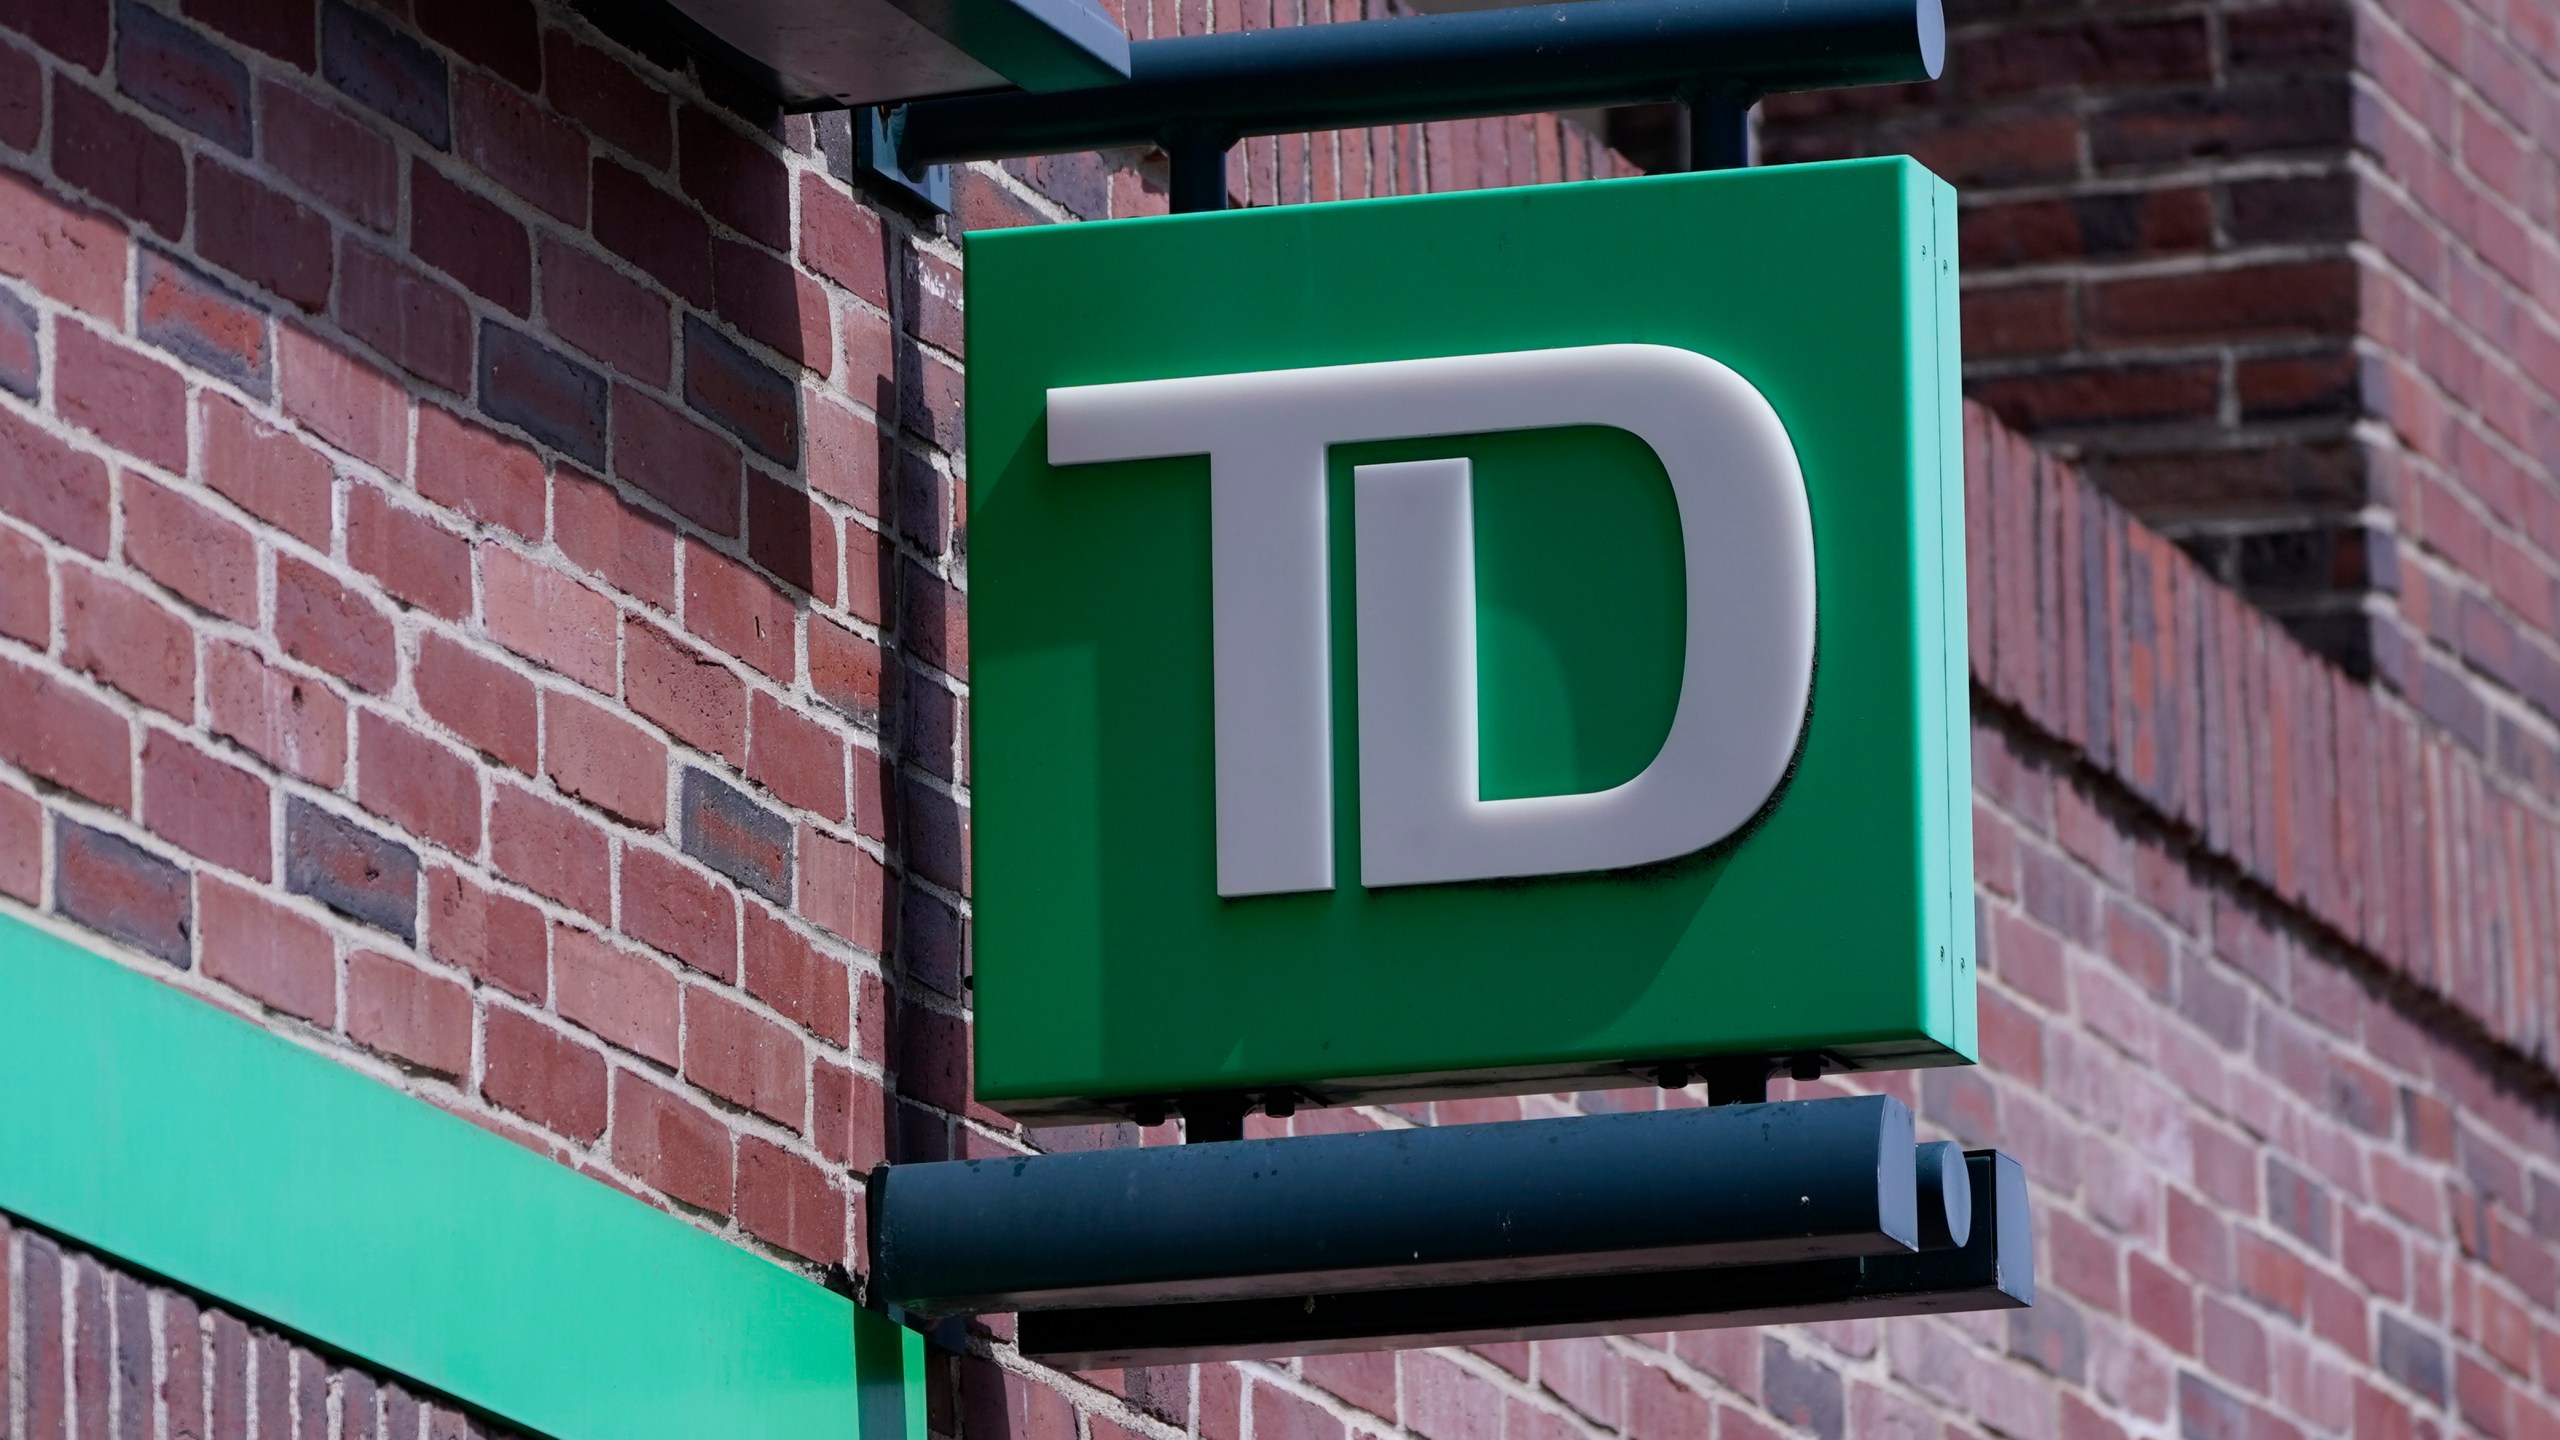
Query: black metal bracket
1016 1150 2030 1366
873 1096 1965 1317
879 0 1942 212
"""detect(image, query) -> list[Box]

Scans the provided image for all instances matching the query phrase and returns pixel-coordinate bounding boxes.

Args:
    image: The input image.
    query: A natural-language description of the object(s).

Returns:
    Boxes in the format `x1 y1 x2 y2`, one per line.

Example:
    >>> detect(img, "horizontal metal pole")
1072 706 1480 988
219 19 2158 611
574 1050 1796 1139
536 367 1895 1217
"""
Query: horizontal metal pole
1018 1150 2031 1367
895 0 1944 165
872 1097 1938 1317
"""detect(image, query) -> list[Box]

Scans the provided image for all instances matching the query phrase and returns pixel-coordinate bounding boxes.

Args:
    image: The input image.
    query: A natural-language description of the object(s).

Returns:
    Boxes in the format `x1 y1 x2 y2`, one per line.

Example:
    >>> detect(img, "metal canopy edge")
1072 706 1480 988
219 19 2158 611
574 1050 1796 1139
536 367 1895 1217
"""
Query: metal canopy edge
650 0 1130 108
1014 1151 2032 1368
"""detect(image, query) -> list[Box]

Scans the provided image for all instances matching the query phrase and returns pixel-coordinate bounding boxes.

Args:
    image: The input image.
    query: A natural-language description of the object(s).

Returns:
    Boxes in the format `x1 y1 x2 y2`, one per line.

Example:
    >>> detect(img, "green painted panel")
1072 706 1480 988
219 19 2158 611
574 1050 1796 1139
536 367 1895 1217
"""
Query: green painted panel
0 910 922 1440
966 159 1975 1120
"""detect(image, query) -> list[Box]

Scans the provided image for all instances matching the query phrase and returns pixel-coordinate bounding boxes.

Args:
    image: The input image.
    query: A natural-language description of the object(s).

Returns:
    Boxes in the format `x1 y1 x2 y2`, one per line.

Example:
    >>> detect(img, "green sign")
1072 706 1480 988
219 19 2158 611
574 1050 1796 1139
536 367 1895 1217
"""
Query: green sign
966 158 1973 1122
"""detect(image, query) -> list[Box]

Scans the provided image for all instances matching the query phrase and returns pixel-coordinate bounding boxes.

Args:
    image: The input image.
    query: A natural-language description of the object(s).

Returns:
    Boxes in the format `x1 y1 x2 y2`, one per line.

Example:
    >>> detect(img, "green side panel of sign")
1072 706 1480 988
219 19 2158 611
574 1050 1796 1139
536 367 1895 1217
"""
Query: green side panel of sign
965 158 1975 1119
0 910 923 1440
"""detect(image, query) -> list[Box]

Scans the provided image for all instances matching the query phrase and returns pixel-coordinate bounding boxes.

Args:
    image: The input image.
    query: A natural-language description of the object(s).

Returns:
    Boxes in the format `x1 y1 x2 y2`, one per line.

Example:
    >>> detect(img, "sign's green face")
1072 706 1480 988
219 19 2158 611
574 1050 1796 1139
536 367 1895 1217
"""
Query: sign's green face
965 158 1974 1122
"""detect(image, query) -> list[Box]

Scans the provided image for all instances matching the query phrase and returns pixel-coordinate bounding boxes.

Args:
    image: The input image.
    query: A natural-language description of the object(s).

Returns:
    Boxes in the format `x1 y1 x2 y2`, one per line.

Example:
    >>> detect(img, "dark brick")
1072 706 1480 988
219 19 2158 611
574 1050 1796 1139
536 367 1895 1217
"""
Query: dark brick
337 238 472 394
543 29 668 167
412 161 531 314
284 796 420 942
0 283 35 397
0 38 34 152
138 248 271 398
683 314 795 462
454 69 585 224
540 237 669 385
2178 1372 2246 1440
592 157 711 306
1762 1340 1843 1440
479 321 606 466
613 382 740 534
195 156 332 312
419 0 539 89
55 817 192 965
52 77 187 238
2376 1314 2446 1404
117 1 251 152
680 767 792 905
184 0 316 68
2008 1293 2089 1383
322 0 448 147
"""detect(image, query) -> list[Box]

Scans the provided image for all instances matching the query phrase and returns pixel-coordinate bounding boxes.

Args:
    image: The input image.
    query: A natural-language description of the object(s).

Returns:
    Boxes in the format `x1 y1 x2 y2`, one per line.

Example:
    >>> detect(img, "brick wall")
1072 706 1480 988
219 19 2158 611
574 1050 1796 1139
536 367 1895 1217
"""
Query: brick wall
1759 0 2560 815
1 1213 523 1440
0 3 2556 1440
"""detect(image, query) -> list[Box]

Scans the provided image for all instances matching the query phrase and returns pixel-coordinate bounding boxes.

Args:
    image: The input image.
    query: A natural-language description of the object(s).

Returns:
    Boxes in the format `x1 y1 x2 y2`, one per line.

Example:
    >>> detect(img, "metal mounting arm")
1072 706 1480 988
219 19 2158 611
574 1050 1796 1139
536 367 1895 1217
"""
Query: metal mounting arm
890 0 1944 202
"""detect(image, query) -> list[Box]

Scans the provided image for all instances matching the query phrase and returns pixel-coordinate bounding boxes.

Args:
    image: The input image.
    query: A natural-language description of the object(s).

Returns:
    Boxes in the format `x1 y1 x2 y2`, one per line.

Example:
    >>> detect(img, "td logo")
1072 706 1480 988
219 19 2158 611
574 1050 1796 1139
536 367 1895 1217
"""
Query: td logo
1049 344 1817 898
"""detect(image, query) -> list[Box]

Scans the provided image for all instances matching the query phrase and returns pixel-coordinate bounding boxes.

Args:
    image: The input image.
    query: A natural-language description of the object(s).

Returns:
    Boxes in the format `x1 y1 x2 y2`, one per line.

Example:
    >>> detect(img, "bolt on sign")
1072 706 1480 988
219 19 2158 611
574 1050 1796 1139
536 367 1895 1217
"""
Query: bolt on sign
966 157 1973 1122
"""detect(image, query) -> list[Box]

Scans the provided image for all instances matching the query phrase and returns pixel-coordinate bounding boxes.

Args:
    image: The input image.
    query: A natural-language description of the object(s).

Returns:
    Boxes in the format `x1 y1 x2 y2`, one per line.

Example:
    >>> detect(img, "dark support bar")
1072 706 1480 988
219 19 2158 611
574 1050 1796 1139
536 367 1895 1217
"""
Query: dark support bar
896 0 1944 168
1016 1151 2032 1368
873 1097 1943 1318
1686 93 1753 170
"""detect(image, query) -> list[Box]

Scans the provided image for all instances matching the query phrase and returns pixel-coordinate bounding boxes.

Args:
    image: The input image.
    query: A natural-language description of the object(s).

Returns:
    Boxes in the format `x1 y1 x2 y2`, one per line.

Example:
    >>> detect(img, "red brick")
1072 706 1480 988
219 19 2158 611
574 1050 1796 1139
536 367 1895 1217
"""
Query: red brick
676 107 787 250
748 693 845 819
488 782 611 923
0 405 110 557
2129 1252 2197 1351
356 709 482 855
54 816 189 962
809 1059 885 1171
188 0 314 69
455 70 584 223
803 395 880 516
611 383 740 535
200 392 332 547
413 630 537 773
618 845 737 980
543 690 667 828
348 485 472 620
0 167 126 319
612 1070 733 1215
256 80 395 232
52 77 186 238
205 640 347 787
1249 1383 1343 1440
346 949 471 1078
417 404 547 540
425 864 546 1001
122 475 256 626
539 236 670 386
141 730 270 879
195 154 332 310
747 472 837 604
0 781 37 903
118 3 251 152
712 239 830 370
798 171 887 307
137 249 271 397
537 28 659 155
809 615 881 725
481 544 617 694
797 824 884 952
591 158 710 306
411 161 530 316
900 558 966 674
685 538 795 683
63 565 194 718
2089 261 2360 346
482 1005 607 1142
420 0 538 87
555 464 677 608
55 320 187 473
626 618 747 763
0 522 42 646
684 984 804 1125
335 239 472 395
736 1136 843 1264
742 901 849 1045
277 325 408 474
553 922 678 1067
198 877 334 1023
274 553 396 694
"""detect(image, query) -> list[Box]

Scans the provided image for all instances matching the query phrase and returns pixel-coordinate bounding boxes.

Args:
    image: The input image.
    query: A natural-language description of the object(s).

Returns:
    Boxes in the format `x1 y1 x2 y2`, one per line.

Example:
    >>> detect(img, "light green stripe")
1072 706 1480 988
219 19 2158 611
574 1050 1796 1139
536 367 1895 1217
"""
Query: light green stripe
0 910 922 1440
